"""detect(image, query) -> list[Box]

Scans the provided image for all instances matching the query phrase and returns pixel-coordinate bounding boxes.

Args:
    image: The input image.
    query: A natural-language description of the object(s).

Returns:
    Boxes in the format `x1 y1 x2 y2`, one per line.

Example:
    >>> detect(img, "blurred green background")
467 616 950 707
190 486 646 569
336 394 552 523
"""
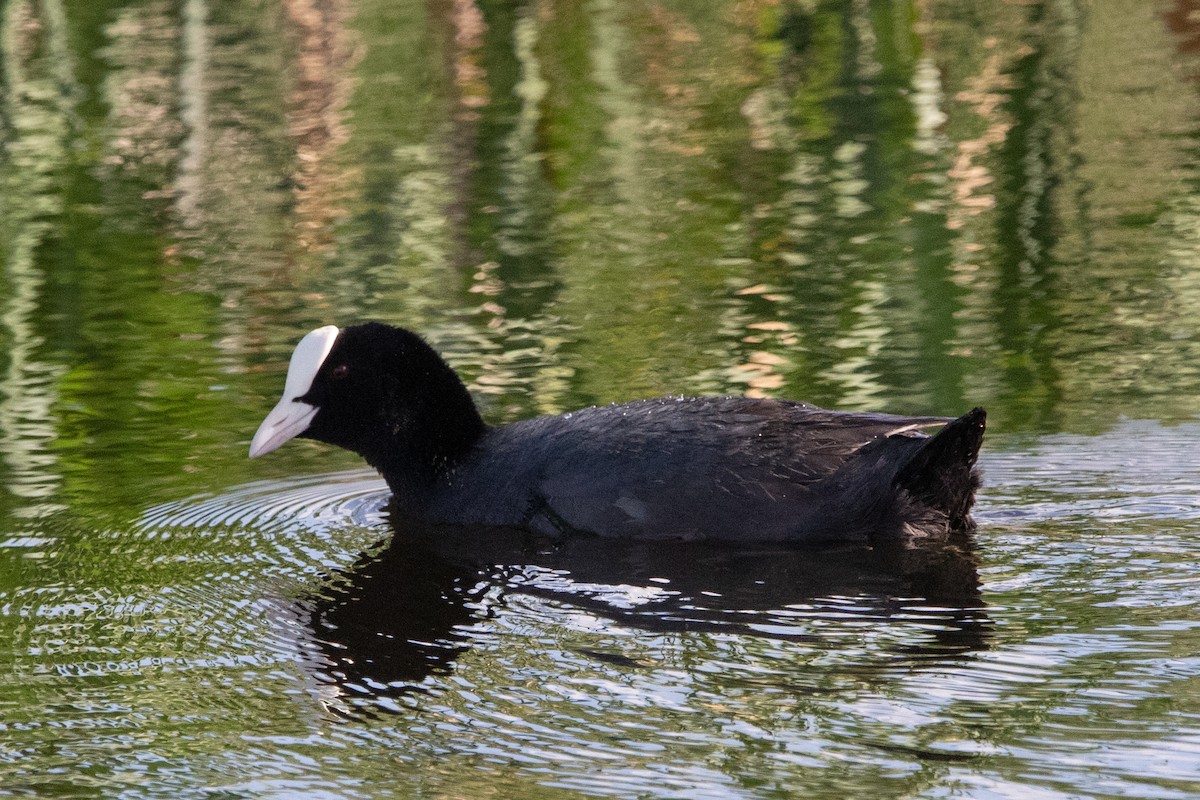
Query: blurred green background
2 0 1197 521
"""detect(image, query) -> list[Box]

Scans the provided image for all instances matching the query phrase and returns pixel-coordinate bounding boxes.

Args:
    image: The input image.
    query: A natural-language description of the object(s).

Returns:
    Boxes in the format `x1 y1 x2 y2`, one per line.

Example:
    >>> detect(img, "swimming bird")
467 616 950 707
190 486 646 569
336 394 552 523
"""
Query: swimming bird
250 323 985 542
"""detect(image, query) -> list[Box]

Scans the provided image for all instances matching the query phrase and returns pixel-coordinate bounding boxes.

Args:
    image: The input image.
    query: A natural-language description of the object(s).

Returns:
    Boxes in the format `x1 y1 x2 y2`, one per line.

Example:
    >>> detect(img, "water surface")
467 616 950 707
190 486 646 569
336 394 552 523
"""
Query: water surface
1 1 1199 797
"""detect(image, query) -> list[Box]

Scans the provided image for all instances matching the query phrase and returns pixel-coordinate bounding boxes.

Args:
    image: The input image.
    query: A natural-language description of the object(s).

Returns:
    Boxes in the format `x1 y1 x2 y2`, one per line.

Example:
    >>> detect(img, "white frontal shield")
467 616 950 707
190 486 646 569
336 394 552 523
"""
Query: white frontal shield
249 325 340 458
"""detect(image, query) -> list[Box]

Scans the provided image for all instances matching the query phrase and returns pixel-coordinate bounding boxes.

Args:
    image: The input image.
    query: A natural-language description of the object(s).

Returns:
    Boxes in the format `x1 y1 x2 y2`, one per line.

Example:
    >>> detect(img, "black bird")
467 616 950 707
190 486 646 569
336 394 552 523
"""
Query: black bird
250 323 985 542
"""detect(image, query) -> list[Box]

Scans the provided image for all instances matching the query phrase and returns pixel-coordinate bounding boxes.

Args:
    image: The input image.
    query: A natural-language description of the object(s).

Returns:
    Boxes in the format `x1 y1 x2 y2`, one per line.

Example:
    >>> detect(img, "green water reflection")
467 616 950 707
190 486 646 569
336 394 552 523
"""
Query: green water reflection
1 0 1199 797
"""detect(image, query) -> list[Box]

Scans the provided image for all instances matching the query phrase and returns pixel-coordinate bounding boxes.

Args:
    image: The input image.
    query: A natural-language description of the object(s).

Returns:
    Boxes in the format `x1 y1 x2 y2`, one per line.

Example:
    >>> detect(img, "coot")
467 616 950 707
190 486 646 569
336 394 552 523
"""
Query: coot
250 323 985 541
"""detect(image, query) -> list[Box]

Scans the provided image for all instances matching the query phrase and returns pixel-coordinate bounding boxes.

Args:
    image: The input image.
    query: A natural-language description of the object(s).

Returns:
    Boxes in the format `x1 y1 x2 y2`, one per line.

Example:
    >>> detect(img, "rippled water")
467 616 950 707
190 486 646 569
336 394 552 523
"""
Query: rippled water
2 0 1200 797
2 425 1197 798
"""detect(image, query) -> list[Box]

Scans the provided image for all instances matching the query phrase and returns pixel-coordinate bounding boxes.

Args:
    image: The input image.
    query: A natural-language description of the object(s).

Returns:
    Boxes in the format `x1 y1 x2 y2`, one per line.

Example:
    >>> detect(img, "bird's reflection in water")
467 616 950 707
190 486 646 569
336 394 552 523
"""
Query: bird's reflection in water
301 513 990 716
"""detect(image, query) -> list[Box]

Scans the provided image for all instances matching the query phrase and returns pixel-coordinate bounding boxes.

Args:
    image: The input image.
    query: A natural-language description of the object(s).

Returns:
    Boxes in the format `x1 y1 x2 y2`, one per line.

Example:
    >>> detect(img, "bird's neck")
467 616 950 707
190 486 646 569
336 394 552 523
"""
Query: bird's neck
363 370 488 499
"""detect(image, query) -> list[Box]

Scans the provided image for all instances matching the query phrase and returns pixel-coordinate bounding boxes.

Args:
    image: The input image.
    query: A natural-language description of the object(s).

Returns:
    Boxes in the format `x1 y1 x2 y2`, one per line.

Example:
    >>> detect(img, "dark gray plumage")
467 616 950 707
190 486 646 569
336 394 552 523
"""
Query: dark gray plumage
254 323 985 542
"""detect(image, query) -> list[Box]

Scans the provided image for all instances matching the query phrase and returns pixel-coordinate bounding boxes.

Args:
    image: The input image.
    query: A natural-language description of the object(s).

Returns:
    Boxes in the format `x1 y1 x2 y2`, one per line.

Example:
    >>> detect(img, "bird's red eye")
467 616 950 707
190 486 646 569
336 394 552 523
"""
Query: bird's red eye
331 364 350 380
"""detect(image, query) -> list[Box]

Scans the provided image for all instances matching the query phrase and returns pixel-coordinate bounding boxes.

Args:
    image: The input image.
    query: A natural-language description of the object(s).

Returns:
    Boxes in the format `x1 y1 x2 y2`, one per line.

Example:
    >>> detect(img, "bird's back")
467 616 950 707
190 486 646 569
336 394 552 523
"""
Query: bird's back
428 397 970 541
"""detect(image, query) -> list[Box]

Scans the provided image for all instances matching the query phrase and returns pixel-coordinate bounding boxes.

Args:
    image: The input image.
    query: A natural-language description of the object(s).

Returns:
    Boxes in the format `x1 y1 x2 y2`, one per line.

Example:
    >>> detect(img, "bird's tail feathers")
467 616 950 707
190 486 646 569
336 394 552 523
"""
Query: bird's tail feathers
893 407 986 529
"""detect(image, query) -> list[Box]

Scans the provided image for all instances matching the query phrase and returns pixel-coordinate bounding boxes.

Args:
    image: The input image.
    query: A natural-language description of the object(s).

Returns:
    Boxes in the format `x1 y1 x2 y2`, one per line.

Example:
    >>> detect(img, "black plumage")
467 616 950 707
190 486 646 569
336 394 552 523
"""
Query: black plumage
255 322 985 542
